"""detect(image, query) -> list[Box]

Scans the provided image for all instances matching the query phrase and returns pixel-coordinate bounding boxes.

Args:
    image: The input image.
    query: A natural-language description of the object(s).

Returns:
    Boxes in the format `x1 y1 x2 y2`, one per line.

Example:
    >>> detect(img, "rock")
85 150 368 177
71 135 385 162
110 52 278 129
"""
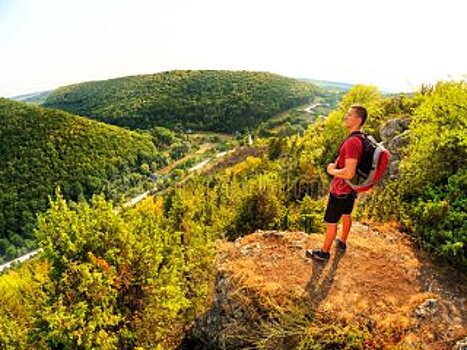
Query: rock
400 118 411 130
387 130 411 159
260 230 285 239
454 337 467 350
414 298 439 318
188 271 253 349
389 159 400 178
240 243 261 256
378 119 411 179
380 118 411 142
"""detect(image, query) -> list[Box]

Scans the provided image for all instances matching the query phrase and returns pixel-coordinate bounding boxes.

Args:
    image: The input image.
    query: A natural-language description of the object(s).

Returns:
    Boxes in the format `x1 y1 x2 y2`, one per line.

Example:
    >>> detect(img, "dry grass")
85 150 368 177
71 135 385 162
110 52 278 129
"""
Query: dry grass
214 222 467 349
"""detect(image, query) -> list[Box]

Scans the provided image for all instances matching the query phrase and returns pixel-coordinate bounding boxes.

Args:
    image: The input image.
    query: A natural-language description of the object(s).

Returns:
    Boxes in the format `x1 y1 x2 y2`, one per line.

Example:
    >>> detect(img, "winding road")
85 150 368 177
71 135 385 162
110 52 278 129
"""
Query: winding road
0 149 235 273
304 103 321 113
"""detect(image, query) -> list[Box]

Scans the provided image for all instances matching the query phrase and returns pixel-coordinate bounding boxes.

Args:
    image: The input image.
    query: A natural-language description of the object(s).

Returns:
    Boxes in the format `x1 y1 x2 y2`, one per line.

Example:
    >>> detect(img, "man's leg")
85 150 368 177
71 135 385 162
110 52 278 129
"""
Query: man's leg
306 193 339 261
340 214 352 242
322 223 338 252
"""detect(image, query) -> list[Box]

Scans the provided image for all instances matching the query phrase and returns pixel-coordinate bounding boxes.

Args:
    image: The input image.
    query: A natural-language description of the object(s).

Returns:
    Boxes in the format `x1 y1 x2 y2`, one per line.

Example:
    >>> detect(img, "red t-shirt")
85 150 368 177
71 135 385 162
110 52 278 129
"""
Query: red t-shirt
330 135 363 195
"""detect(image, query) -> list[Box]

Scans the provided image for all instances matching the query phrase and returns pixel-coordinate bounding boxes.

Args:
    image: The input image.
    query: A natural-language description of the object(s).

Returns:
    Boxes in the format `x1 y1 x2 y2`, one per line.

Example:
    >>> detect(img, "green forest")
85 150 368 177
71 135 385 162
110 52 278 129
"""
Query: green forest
43 70 319 133
0 78 466 349
0 98 163 261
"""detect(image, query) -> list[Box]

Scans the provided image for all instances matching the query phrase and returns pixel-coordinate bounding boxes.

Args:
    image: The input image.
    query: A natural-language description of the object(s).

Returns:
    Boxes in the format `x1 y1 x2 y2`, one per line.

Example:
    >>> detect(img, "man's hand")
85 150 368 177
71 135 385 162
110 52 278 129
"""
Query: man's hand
328 158 358 180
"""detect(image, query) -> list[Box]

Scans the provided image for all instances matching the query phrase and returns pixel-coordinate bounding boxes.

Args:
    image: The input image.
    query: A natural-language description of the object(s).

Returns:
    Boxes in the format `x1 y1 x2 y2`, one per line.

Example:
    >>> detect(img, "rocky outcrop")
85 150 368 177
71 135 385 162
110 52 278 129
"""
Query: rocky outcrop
455 337 467 350
380 117 411 143
189 230 309 349
414 298 439 318
380 117 412 178
185 224 467 349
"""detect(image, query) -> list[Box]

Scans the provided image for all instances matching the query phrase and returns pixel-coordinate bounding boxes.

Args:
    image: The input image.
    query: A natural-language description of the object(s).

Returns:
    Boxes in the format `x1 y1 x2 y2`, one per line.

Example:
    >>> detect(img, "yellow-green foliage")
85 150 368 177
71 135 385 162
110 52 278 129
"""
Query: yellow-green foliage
354 181 407 223
398 81 467 266
30 193 215 349
400 81 467 192
0 261 49 349
299 195 326 234
229 172 286 238
225 156 262 177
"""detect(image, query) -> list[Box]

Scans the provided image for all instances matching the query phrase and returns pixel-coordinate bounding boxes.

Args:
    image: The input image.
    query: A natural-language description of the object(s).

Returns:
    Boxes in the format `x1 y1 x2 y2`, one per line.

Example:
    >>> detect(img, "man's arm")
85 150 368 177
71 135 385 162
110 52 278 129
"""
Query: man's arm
327 158 358 180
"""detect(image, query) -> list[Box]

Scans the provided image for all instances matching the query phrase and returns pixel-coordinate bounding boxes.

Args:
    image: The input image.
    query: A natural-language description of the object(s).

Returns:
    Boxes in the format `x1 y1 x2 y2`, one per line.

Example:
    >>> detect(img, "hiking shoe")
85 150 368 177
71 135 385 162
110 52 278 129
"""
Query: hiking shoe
305 249 330 262
335 238 347 251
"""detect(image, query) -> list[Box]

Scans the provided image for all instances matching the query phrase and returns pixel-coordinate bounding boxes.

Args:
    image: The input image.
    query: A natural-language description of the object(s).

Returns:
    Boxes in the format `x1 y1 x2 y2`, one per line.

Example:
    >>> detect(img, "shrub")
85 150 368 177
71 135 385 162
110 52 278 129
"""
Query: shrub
299 195 326 233
398 81 467 267
32 193 215 349
228 174 285 239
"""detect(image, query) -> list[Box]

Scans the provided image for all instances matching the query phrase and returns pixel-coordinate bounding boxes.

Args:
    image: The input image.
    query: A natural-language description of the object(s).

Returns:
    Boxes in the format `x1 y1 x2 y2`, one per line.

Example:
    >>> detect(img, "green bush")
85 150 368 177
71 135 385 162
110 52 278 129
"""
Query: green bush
31 192 215 349
299 195 326 234
398 81 467 267
407 169 467 266
228 174 285 239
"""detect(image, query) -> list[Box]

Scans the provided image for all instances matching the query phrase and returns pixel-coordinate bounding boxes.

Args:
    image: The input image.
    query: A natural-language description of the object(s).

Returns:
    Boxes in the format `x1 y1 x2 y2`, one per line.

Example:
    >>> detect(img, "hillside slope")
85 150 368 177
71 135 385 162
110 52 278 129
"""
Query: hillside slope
43 70 318 132
190 222 467 349
0 98 159 261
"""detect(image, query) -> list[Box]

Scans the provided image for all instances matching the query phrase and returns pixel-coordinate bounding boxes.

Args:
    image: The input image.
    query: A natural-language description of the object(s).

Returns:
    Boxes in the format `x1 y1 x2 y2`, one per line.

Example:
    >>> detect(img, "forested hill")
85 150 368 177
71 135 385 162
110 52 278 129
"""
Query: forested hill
0 98 160 261
43 70 318 132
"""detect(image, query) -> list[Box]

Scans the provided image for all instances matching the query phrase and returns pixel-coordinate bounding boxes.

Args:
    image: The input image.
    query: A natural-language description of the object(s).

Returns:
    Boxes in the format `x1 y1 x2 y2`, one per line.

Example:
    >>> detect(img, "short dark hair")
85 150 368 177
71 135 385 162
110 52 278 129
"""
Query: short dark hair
350 105 368 126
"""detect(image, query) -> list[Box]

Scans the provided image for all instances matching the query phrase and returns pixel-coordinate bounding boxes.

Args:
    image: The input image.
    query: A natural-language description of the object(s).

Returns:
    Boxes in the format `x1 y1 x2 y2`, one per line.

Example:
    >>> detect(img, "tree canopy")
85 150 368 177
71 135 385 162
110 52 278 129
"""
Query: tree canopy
43 70 318 133
0 98 161 261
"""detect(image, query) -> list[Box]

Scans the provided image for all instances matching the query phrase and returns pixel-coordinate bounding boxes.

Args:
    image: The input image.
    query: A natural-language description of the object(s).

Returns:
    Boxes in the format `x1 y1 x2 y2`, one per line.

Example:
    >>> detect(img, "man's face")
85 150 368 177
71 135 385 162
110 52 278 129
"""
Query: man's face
344 108 362 129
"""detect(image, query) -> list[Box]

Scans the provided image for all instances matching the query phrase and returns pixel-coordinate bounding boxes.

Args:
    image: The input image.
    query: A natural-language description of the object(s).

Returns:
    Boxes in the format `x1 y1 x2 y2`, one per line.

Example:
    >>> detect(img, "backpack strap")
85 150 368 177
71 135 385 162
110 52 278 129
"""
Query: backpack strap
342 131 368 192
345 170 376 192
336 131 365 158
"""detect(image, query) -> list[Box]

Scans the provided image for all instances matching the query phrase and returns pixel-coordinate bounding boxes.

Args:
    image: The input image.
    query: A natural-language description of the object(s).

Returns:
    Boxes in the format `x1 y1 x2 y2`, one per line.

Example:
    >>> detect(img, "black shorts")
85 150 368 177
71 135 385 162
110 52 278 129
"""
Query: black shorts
324 192 357 224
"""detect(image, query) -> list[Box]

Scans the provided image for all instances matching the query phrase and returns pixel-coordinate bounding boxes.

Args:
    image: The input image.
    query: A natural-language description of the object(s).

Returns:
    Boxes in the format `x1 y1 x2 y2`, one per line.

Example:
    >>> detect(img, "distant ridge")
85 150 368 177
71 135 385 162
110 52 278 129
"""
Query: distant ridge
10 90 51 104
299 78 398 95
300 78 354 91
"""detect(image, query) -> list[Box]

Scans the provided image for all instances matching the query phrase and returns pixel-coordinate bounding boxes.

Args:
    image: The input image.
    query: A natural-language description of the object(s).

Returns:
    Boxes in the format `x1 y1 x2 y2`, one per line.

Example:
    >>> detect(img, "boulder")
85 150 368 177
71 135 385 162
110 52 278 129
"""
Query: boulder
380 117 411 143
454 337 467 350
387 130 411 159
389 159 400 179
414 298 439 318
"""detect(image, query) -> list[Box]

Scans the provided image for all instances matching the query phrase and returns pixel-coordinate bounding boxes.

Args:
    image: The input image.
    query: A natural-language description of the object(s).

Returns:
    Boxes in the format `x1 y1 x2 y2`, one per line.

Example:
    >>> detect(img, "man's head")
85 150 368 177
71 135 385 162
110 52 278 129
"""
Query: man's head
344 105 367 129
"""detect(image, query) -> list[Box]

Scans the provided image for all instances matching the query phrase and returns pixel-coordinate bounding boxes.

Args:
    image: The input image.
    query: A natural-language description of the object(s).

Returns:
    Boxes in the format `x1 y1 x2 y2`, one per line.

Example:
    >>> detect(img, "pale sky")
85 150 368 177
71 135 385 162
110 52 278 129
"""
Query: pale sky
1 0 466 97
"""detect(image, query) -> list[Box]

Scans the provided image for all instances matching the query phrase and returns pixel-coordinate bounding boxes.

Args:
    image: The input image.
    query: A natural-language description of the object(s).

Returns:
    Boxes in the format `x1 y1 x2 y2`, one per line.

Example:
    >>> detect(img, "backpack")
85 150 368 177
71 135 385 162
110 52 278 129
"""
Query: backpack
344 131 391 192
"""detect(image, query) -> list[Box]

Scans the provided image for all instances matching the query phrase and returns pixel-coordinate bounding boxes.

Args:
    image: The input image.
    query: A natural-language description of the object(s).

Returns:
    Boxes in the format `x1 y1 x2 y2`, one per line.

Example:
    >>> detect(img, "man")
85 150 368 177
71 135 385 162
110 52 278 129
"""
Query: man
306 105 367 261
